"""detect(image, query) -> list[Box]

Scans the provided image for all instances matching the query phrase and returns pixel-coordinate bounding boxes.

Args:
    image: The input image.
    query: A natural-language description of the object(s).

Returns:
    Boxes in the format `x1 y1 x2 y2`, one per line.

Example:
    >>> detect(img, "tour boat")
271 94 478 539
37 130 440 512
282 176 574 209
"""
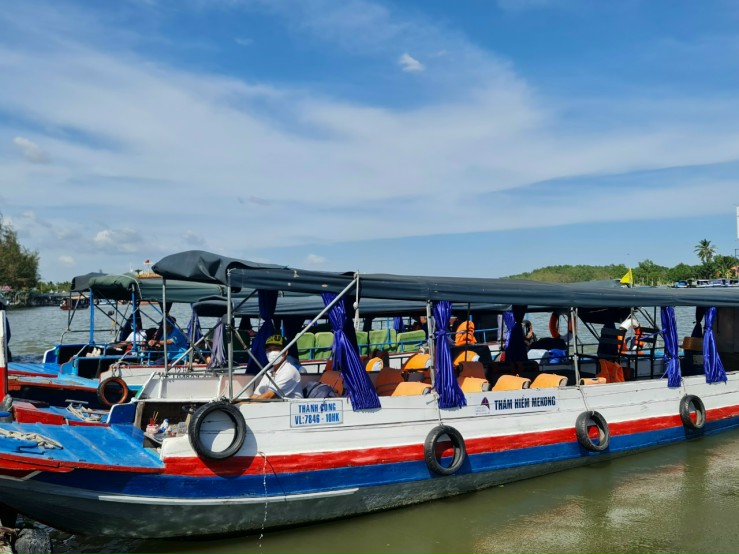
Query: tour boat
0 250 738 538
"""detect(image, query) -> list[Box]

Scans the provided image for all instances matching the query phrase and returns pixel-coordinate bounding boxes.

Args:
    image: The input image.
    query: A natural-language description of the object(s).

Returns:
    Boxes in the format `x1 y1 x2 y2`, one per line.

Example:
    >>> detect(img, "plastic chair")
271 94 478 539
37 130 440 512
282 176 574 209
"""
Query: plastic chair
492 375 531 391
457 361 486 380
375 367 404 396
391 382 432 396
313 332 334 359
530 373 567 388
297 332 315 361
369 329 397 352
319 369 344 396
395 330 427 353
453 350 481 366
402 353 431 371
365 357 384 372
458 376 490 392
355 331 370 357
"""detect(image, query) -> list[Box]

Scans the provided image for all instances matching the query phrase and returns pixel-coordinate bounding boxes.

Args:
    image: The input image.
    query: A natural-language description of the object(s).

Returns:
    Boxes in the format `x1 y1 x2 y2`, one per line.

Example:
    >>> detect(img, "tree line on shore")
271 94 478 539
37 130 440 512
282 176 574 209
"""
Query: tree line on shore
508 240 737 285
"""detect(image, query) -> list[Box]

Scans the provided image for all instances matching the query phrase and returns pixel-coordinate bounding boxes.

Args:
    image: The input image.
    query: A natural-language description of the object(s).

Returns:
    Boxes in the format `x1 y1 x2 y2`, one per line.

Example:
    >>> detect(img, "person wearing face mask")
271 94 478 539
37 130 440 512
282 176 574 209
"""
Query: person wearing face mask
252 334 304 399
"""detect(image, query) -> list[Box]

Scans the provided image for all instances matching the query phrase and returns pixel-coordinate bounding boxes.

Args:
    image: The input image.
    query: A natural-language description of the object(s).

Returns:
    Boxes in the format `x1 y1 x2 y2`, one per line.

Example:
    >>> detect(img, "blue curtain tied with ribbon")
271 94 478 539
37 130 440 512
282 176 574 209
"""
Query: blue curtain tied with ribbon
504 306 529 363
703 307 727 384
659 307 681 388
321 293 380 410
207 319 227 369
502 311 515 347
247 290 278 374
433 301 467 409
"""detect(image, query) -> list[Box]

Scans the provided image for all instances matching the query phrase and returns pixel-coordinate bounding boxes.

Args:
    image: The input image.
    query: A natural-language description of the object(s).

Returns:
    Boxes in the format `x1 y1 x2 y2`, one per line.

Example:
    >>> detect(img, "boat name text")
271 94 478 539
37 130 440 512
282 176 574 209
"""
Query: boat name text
290 401 344 427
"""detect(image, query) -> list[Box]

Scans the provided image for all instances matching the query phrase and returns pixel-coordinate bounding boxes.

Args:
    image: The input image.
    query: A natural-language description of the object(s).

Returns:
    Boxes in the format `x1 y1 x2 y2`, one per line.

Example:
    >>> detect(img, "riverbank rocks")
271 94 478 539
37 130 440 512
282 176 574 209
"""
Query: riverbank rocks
9 528 52 554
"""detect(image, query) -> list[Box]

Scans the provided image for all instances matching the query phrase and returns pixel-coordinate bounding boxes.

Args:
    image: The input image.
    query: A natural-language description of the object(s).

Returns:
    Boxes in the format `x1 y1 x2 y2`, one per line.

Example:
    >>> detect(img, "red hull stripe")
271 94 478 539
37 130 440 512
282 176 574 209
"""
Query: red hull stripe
163 404 739 477
0 452 161 474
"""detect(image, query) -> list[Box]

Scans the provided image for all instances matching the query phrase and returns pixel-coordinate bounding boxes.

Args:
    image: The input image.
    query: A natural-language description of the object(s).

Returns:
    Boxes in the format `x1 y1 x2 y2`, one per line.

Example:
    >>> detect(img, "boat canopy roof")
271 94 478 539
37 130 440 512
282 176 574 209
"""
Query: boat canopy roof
152 250 285 286
88 274 233 304
153 250 739 308
193 295 508 319
71 272 106 293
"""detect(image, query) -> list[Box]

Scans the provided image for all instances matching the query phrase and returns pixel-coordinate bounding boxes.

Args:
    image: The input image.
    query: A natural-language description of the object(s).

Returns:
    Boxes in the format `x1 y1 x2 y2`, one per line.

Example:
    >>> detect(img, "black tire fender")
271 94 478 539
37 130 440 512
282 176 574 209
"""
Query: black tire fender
575 410 610 452
188 401 247 460
679 394 706 431
424 425 467 476
97 376 130 408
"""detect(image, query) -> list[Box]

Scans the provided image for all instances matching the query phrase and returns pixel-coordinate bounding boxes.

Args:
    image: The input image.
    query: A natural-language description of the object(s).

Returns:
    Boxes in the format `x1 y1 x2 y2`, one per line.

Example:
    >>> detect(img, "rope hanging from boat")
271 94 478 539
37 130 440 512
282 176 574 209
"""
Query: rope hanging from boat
659 307 682 388
433 300 466 409
321 292 380 410
0 428 63 450
703 307 727 384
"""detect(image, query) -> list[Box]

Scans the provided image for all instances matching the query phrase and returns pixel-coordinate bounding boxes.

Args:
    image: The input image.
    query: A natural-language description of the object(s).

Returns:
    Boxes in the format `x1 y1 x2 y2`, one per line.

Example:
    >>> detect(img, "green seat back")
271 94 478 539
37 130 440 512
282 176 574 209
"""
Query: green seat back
313 331 334 359
369 328 397 352
396 330 427 352
355 330 369 356
297 332 316 360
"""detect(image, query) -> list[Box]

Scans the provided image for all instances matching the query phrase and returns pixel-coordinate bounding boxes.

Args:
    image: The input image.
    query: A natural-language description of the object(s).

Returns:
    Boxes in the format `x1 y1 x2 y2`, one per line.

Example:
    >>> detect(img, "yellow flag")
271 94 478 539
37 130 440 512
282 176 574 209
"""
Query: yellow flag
620 269 633 286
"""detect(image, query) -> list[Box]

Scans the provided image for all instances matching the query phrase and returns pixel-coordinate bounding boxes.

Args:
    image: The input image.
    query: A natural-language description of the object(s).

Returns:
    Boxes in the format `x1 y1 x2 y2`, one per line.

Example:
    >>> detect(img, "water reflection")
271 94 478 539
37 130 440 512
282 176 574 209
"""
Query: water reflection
47 430 739 553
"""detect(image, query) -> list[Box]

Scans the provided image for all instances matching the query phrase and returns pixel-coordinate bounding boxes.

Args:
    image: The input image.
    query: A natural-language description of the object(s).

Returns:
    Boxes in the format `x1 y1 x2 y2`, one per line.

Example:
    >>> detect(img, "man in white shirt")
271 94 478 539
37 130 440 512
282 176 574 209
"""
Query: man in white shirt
252 334 303 399
125 329 147 345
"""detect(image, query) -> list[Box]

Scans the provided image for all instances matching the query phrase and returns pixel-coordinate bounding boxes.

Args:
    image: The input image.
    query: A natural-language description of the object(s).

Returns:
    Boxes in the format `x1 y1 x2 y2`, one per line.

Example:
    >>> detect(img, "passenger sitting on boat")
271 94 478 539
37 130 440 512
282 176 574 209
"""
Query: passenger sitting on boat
110 329 148 352
148 317 188 353
523 320 537 348
252 334 304 399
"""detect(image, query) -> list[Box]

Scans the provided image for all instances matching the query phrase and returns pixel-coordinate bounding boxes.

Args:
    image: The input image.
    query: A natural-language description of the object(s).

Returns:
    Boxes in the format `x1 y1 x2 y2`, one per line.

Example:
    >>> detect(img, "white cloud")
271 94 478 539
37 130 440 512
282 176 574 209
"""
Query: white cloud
92 228 143 253
1 1 739 281
304 254 326 267
234 37 253 47
12 136 50 164
58 255 75 266
93 230 115 247
398 52 424 72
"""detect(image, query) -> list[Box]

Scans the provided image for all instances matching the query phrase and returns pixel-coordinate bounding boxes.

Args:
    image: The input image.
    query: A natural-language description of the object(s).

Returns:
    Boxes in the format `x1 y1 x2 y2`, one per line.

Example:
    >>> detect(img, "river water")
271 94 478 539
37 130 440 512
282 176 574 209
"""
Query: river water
4 306 739 553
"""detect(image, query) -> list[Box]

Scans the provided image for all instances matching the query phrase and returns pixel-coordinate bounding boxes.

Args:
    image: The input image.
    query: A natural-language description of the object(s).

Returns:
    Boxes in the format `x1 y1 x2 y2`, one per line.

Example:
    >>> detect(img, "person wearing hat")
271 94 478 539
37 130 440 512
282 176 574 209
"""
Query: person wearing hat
252 334 303 399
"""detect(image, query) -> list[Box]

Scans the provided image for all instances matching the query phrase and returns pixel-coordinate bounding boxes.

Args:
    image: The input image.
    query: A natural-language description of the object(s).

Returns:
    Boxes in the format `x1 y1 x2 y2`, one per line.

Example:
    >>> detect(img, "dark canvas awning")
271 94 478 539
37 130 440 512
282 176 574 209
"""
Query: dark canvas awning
152 250 285 286
88 274 232 304
71 272 106 293
152 250 739 309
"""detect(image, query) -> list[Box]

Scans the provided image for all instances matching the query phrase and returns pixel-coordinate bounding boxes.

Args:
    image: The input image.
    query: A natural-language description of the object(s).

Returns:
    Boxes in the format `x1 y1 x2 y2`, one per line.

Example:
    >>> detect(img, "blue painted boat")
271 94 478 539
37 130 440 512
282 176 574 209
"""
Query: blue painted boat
0 251 738 538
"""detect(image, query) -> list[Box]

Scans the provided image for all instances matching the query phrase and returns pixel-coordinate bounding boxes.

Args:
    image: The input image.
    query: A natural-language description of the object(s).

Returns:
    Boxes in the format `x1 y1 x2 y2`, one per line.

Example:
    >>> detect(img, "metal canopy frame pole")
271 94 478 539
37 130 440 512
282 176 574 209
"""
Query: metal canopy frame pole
227 274 234 401
0 311 7 401
426 300 435 387
89 289 95 345
162 278 168 372
571 307 581 385
131 290 139 354
232 275 360 402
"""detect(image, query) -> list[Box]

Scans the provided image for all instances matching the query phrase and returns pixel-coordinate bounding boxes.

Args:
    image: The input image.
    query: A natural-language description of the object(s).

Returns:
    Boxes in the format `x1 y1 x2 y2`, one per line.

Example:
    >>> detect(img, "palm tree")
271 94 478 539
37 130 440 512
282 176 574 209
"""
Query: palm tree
694 239 717 264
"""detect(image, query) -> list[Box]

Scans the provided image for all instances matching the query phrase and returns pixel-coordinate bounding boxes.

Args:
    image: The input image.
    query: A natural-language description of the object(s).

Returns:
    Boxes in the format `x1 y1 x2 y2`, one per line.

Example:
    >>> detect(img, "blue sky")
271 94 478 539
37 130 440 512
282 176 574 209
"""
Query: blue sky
1 0 739 282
